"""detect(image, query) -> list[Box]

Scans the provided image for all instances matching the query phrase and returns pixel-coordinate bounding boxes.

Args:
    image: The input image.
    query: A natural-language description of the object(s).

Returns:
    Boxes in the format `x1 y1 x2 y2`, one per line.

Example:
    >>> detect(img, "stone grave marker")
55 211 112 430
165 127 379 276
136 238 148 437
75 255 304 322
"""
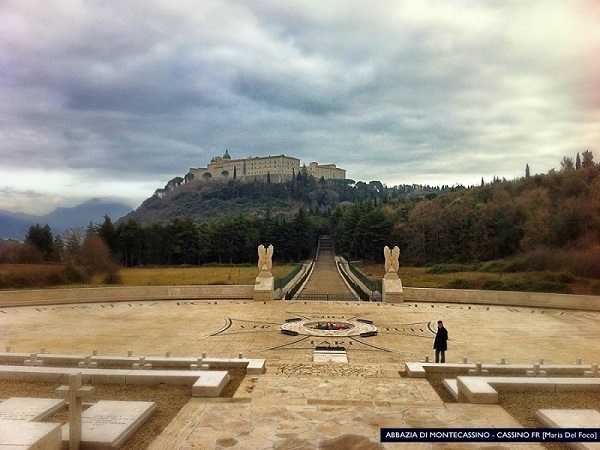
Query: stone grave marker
0 397 65 422
0 397 65 449
56 372 95 449
0 421 62 449
61 400 156 449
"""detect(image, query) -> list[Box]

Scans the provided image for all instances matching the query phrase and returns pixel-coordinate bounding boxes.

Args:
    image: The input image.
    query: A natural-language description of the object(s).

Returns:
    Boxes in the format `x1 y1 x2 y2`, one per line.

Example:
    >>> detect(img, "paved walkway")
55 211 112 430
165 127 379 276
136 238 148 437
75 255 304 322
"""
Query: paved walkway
1 295 599 448
297 238 353 297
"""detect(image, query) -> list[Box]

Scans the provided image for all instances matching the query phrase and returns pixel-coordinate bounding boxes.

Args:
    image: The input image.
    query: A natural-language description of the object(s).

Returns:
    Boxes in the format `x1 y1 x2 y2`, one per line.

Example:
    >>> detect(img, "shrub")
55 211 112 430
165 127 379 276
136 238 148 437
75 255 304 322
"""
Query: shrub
103 271 123 285
62 265 87 283
428 264 472 274
478 260 510 273
531 281 571 294
482 280 508 291
445 278 470 289
544 272 575 284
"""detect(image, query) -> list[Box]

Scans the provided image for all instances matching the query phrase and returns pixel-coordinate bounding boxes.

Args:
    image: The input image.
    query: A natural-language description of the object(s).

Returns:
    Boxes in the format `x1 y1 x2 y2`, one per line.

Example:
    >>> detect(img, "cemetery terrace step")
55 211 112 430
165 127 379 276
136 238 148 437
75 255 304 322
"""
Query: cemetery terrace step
0 365 230 394
450 376 600 404
0 351 266 373
405 361 596 378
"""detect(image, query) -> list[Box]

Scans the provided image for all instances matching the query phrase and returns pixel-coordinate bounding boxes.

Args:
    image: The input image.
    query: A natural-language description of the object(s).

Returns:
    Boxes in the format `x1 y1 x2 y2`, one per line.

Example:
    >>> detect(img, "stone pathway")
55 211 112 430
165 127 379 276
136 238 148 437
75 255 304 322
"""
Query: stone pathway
1 296 598 448
299 246 352 296
149 381 539 450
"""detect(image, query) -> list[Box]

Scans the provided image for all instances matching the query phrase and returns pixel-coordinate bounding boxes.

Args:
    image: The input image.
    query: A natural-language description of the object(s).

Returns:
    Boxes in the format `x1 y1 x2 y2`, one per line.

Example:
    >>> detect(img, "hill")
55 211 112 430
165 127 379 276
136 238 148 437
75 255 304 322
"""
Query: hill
0 198 132 240
119 175 447 225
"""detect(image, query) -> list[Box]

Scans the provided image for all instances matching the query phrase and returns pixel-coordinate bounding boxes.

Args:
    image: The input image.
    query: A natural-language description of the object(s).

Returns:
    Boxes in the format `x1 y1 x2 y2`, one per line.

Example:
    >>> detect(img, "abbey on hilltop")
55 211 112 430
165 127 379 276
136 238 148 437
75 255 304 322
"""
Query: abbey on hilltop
189 150 346 184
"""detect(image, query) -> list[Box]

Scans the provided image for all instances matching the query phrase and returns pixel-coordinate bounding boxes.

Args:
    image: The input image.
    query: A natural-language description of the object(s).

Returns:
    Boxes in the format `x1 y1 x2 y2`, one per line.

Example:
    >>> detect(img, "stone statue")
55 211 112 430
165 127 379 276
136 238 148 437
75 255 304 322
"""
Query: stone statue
257 244 274 273
383 246 400 274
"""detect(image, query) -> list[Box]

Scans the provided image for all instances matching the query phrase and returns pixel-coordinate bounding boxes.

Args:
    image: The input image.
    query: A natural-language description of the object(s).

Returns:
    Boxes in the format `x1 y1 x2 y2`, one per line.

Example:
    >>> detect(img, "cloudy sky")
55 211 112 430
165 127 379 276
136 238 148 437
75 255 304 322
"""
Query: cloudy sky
1 1 599 215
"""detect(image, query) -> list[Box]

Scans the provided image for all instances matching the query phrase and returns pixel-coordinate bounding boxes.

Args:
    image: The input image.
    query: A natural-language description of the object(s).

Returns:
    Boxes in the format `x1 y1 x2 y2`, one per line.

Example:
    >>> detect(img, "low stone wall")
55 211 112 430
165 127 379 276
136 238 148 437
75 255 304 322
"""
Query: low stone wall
0 285 255 308
2 284 599 311
404 287 600 311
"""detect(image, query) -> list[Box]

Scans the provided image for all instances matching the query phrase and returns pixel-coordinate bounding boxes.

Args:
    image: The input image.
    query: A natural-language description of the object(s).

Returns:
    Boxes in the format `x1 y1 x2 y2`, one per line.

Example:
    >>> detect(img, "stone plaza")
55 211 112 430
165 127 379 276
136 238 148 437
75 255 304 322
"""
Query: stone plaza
0 244 599 448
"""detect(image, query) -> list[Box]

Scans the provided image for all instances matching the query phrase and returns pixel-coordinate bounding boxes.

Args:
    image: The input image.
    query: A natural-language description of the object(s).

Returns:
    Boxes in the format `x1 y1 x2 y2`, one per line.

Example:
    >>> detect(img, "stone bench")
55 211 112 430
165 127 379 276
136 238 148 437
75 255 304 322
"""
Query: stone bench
442 379 459 400
0 366 231 396
536 409 600 450
451 377 600 404
0 352 267 373
405 361 596 378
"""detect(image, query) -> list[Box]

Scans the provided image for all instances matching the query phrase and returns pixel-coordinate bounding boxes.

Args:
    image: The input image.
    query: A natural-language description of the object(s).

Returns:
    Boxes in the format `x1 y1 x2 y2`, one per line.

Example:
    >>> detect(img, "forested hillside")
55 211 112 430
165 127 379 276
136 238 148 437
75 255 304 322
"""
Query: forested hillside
333 153 600 277
7 152 600 282
120 172 448 224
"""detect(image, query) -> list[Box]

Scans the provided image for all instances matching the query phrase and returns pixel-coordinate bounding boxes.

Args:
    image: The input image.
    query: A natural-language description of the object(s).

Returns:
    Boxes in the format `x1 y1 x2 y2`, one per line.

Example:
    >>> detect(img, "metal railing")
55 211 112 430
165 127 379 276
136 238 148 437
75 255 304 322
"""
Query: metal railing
293 292 359 301
347 261 382 296
274 264 303 291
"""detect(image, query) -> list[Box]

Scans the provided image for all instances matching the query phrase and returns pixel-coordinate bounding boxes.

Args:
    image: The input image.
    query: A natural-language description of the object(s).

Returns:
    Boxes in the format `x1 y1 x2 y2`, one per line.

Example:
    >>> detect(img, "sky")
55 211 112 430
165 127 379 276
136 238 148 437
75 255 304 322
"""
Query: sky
1 1 599 215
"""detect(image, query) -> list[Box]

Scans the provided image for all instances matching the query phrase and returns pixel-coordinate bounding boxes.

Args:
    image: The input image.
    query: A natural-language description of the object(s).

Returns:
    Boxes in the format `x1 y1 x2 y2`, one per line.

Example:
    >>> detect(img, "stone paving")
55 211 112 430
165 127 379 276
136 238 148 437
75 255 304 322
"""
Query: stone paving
2 297 598 448
299 247 352 295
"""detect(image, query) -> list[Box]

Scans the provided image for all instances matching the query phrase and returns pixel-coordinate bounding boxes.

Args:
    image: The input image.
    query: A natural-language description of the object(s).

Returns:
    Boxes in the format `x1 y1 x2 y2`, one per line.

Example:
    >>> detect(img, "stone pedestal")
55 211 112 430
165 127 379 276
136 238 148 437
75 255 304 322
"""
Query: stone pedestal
253 272 274 301
382 273 404 303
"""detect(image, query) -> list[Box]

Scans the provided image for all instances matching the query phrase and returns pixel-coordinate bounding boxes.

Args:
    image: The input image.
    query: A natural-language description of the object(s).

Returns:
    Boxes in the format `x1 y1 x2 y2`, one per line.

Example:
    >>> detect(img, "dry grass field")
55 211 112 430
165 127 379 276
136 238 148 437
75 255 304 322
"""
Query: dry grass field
0 263 299 289
359 263 597 294
118 264 299 286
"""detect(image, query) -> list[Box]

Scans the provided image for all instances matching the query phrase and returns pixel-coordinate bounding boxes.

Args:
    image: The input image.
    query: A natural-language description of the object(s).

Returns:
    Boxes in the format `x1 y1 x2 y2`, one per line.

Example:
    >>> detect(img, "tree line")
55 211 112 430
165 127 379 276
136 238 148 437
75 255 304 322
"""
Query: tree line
332 151 600 276
1 208 326 268
3 151 599 280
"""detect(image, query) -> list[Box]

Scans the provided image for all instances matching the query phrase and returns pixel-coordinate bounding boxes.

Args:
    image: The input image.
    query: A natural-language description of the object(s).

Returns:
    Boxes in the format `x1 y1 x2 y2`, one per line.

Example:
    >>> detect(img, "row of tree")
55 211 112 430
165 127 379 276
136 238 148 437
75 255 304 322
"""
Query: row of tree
106 209 324 266
3 209 326 268
5 151 599 275
2 223 117 276
333 153 600 265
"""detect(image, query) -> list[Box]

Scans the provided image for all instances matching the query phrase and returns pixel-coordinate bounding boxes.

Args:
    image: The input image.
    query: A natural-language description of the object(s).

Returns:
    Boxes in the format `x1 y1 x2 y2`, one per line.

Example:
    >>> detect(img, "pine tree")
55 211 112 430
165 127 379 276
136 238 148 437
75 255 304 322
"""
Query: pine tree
525 164 530 178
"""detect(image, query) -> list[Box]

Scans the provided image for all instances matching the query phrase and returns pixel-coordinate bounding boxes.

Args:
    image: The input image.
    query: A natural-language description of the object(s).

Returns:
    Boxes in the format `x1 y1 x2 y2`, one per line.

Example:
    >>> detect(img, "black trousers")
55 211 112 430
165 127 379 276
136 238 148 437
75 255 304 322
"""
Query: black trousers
435 349 445 363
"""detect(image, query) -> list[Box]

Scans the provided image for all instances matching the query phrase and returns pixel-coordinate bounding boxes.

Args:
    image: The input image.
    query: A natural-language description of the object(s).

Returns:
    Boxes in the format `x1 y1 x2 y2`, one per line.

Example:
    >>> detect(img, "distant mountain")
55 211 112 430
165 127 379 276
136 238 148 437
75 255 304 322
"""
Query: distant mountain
0 198 133 240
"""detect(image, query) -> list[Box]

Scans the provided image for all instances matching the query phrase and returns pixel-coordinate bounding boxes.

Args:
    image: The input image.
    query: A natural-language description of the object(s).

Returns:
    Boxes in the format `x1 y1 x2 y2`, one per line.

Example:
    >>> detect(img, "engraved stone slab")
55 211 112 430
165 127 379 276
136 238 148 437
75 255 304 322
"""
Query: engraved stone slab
0 421 62 449
313 350 348 363
537 408 600 428
61 400 156 449
0 397 65 422
536 409 600 450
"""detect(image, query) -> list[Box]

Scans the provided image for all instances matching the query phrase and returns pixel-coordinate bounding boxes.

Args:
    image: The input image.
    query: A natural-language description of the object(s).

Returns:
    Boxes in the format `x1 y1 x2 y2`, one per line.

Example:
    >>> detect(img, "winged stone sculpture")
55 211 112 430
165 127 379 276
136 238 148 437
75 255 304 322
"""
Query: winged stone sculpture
257 244 274 273
383 245 400 274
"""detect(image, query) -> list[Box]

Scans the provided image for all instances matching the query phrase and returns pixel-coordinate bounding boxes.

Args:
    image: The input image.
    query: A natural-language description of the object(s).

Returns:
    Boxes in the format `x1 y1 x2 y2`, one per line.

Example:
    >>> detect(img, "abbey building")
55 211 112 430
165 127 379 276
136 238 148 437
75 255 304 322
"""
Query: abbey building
189 150 346 183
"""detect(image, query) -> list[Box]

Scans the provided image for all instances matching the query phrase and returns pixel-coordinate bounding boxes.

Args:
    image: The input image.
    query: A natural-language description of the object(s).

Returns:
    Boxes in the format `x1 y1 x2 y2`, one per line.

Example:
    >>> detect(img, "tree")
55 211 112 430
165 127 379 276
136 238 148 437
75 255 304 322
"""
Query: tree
60 227 85 264
115 219 144 266
560 156 574 171
167 217 199 265
24 224 54 261
582 150 595 168
576 152 581 170
96 215 117 255
525 164 530 178
80 230 116 276
166 176 184 190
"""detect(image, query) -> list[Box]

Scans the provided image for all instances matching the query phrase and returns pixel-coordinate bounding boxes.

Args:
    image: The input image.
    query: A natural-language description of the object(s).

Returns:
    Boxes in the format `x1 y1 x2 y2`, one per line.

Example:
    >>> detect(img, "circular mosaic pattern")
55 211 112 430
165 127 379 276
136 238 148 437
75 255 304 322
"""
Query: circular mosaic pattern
281 318 377 337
